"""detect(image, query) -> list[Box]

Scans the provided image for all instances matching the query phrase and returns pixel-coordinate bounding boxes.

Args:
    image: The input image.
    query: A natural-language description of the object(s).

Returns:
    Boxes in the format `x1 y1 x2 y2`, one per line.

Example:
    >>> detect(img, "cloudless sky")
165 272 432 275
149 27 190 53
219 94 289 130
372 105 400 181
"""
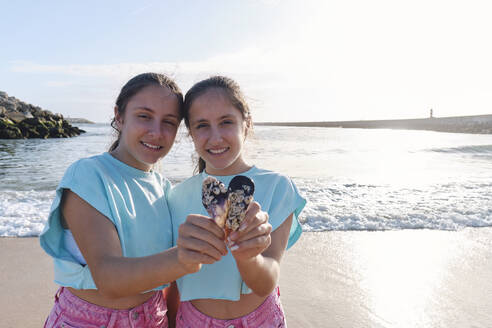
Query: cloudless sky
1 0 491 123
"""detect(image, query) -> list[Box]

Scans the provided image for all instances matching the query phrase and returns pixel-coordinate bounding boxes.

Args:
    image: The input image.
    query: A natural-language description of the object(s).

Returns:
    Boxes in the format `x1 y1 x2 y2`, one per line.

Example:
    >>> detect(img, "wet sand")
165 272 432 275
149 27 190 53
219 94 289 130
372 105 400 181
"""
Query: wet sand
1 228 491 327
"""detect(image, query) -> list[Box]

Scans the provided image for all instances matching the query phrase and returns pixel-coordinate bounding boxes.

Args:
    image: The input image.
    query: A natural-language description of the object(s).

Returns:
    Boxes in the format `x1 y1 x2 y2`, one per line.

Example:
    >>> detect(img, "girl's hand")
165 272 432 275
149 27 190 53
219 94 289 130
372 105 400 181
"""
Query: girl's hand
228 202 272 262
176 214 228 273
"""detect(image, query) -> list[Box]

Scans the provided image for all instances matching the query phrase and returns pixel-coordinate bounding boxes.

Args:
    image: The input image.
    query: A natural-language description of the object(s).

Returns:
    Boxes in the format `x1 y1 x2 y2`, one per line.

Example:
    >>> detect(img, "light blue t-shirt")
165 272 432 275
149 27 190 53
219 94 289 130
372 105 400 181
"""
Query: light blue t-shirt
168 166 306 301
39 152 173 290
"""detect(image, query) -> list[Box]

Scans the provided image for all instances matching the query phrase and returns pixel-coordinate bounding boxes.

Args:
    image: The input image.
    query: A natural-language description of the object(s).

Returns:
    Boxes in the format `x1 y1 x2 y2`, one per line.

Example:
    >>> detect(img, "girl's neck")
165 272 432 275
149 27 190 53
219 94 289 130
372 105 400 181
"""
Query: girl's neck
204 158 252 176
110 147 152 172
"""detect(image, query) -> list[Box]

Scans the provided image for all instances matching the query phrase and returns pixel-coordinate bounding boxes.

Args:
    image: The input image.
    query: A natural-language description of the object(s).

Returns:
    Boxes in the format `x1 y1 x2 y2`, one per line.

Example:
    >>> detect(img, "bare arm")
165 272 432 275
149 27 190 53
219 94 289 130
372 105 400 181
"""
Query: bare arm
62 189 224 298
228 203 293 297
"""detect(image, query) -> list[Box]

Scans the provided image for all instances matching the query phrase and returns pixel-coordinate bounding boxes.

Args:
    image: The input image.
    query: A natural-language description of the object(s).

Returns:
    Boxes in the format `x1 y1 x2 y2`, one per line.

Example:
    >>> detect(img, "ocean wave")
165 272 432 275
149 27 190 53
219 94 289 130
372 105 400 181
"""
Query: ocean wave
2 127 492 236
0 190 54 237
427 144 492 154
1 180 492 236
297 179 492 232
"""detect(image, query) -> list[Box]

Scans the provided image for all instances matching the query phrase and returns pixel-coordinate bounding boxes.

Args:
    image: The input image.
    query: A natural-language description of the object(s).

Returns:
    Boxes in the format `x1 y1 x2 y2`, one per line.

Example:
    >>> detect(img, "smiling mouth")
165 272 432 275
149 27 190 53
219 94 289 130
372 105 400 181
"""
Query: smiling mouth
141 142 163 151
207 147 229 155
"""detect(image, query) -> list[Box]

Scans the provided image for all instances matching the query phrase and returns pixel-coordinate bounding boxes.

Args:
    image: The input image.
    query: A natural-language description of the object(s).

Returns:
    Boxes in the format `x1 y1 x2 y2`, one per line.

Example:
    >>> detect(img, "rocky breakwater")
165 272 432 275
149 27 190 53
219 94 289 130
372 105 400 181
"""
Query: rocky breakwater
0 91 85 139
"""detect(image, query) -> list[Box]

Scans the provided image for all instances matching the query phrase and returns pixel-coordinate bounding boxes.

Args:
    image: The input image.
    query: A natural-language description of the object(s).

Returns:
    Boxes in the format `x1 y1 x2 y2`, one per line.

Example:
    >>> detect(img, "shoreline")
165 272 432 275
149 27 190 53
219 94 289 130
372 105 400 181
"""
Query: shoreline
256 114 492 134
2 228 492 327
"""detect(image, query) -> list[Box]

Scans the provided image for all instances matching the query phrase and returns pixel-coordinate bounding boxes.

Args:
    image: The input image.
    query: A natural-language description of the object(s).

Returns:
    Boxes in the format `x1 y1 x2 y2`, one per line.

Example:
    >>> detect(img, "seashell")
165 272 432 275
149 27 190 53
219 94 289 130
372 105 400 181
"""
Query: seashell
226 176 255 232
202 176 229 228
202 175 255 234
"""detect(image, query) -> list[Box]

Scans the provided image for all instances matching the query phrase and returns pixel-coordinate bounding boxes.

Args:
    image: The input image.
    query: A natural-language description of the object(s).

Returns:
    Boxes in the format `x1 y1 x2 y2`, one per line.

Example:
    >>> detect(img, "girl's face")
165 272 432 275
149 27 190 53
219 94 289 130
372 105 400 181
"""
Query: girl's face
188 88 250 176
113 84 180 171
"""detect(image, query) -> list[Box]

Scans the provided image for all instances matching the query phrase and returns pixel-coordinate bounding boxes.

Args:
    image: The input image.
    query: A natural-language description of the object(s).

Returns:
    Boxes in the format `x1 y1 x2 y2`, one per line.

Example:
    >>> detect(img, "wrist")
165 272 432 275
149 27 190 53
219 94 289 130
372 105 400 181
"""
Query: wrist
172 247 201 275
236 254 263 267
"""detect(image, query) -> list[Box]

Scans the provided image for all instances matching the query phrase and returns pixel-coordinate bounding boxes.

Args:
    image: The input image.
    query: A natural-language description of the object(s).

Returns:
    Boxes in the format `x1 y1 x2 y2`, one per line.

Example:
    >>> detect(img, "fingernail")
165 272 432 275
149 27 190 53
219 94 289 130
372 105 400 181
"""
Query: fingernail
230 245 239 251
227 239 234 248
229 232 238 240
239 224 247 232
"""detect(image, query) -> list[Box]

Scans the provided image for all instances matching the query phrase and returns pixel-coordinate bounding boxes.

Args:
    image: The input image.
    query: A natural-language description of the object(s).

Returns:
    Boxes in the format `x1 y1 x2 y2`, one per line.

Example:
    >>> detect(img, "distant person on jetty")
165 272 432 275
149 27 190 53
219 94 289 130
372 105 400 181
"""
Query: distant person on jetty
39 72 269 327
168 76 306 327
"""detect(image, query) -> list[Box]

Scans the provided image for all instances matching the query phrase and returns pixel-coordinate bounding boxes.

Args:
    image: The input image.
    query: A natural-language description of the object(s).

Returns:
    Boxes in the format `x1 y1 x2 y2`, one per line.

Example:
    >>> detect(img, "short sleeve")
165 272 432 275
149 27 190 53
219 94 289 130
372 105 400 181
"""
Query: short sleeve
39 158 113 289
267 175 306 250
62 159 113 222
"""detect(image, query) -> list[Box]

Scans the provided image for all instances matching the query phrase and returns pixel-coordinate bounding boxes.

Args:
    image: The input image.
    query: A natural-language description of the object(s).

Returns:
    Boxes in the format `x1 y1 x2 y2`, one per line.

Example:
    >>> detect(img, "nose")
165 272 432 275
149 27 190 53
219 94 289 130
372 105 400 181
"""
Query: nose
209 126 223 144
147 121 164 139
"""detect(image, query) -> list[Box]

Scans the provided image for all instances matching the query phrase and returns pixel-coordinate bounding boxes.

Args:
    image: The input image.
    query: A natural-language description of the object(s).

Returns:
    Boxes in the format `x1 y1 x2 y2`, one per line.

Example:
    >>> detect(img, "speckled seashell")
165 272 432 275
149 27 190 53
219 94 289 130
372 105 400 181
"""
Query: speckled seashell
201 175 255 233
226 176 255 232
202 176 229 228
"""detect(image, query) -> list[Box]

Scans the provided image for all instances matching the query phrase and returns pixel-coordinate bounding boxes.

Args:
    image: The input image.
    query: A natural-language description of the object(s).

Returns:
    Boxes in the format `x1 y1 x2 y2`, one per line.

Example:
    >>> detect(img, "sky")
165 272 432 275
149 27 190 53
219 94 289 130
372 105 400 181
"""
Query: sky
1 0 492 123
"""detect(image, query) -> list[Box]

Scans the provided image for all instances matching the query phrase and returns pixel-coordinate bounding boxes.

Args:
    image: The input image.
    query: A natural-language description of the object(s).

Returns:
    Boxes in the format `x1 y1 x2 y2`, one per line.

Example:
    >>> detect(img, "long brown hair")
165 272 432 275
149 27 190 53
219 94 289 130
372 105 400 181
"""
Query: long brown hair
183 76 252 173
109 72 184 152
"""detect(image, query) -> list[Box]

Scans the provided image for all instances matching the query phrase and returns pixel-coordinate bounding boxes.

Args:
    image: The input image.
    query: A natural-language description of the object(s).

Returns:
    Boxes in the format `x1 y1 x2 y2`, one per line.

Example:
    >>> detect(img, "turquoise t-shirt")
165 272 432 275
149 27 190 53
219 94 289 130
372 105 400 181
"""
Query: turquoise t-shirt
39 152 173 290
168 166 306 301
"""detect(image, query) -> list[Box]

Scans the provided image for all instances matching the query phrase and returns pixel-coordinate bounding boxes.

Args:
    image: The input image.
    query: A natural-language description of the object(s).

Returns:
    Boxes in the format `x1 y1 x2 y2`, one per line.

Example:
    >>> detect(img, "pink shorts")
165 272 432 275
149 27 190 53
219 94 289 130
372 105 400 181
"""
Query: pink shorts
44 287 168 328
176 287 286 328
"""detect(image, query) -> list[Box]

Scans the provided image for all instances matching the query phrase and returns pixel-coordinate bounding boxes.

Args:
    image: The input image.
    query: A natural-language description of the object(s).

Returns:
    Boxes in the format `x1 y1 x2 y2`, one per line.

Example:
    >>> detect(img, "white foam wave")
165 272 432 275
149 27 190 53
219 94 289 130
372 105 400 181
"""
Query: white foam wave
0 190 54 237
297 178 492 231
427 144 492 154
1 180 492 236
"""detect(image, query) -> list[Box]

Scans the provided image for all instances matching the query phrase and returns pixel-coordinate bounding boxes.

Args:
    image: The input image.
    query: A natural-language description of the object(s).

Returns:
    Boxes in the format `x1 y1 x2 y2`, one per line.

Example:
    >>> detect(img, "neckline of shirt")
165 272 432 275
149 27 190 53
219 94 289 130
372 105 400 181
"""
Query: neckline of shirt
103 152 155 178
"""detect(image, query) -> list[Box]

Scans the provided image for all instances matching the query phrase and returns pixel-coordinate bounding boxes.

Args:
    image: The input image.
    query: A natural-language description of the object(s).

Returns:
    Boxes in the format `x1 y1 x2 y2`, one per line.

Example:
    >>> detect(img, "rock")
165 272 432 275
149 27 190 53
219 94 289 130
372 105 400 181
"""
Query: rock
6 111 28 123
2 99 16 112
0 118 23 139
65 117 95 124
0 90 87 139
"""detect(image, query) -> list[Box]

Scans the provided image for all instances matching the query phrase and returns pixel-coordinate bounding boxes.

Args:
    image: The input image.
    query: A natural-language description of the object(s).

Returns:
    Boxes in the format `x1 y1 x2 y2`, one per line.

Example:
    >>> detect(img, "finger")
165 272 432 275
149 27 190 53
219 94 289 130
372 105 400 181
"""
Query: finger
230 210 269 242
229 203 266 240
177 236 224 261
180 249 218 265
233 222 272 244
179 223 228 255
240 202 262 229
186 214 225 239
231 234 271 253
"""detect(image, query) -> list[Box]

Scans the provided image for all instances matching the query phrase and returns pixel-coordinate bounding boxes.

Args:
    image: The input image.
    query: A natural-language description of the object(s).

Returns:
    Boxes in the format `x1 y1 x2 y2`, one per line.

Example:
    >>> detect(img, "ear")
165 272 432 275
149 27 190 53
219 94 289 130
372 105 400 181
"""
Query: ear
114 106 123 129
243 119 250 139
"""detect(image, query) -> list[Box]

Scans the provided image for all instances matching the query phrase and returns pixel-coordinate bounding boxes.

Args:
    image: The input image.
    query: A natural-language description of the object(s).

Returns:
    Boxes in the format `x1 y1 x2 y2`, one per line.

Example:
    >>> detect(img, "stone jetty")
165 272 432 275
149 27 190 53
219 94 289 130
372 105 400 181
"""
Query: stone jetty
0 91 85 139
256 114 492 134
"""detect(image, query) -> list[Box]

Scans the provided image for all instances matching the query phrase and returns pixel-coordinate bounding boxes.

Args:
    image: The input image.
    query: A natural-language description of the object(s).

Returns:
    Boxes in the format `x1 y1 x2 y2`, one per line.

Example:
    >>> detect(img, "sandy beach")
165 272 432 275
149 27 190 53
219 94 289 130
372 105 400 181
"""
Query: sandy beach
1 229 491 327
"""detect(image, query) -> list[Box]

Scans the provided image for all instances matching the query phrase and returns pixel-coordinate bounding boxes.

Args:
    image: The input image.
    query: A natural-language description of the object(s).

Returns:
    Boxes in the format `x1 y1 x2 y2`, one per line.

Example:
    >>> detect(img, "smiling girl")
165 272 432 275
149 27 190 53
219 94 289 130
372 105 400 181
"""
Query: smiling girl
169 76 307 327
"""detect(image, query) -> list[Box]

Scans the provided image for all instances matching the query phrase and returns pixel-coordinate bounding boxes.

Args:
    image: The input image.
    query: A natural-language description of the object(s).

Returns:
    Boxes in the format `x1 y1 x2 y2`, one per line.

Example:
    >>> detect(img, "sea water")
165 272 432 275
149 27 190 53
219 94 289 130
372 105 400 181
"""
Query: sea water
1 123 491 236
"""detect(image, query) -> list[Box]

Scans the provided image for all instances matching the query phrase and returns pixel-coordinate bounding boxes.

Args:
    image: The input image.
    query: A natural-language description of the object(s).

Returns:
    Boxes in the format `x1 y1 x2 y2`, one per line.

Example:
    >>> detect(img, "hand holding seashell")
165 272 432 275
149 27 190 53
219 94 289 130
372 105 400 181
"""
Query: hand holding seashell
176 213 228 273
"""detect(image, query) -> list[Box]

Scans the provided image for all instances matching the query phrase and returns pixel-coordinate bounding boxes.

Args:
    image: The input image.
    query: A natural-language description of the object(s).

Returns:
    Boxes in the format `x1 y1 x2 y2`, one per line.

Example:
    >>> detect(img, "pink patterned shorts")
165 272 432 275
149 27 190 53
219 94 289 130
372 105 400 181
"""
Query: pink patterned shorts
44 287 168 328
176 287 286 328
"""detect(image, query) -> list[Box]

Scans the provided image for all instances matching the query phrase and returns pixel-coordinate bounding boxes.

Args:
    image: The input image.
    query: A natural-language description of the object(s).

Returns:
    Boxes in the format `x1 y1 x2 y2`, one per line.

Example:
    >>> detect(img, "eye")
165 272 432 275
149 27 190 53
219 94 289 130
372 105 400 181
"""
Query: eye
220 119 235 126
195 123 208 129
163 120 177 127
138 114 150 120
